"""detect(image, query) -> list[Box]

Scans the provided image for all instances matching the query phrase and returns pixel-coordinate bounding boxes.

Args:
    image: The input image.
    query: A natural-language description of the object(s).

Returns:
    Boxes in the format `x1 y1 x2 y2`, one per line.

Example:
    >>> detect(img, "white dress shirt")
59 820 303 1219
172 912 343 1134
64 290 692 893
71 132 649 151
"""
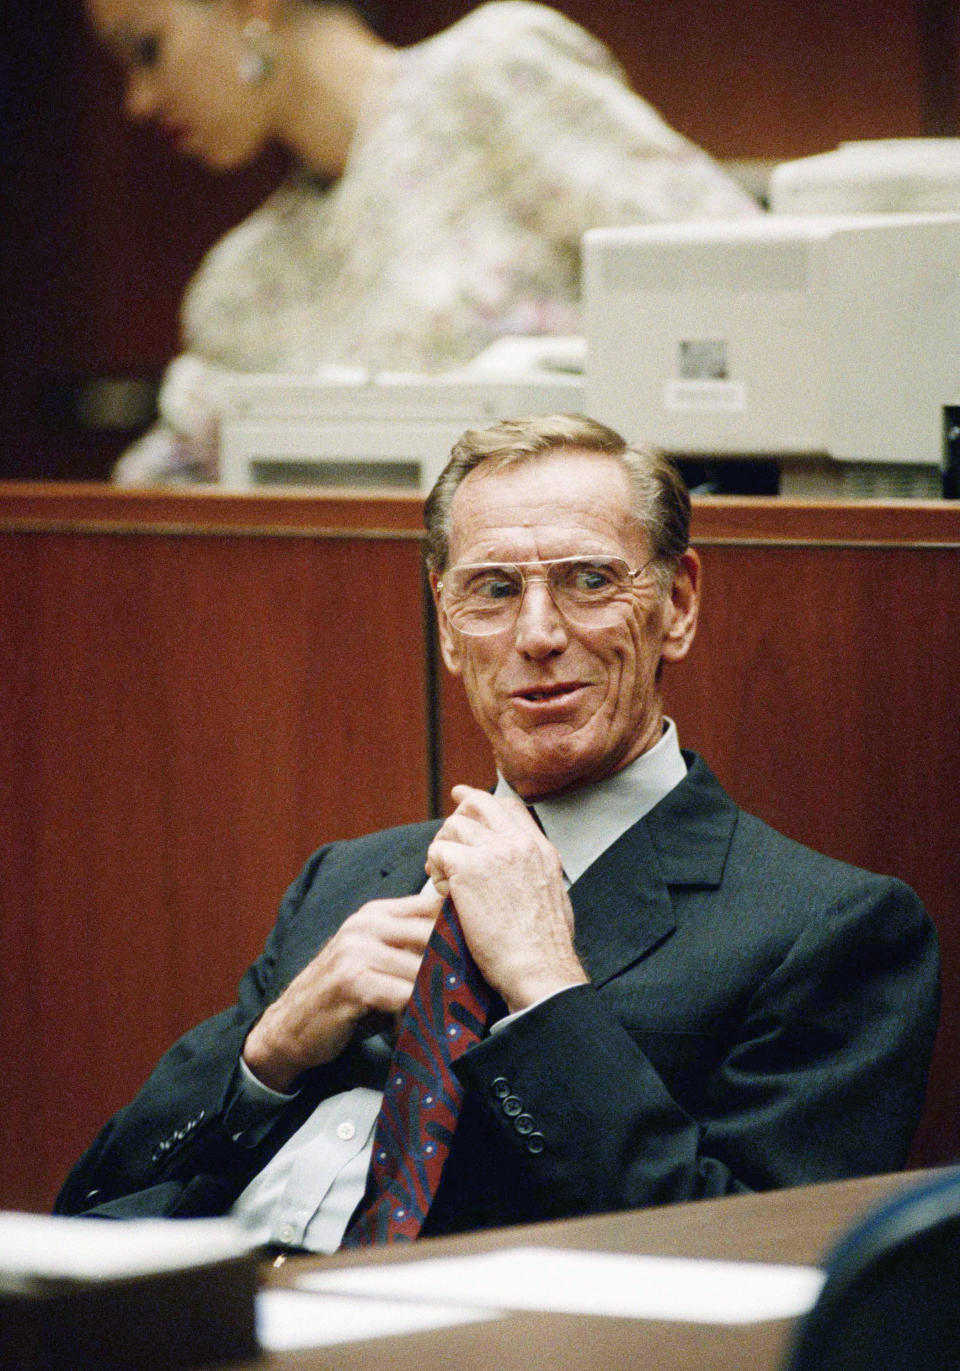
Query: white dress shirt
230 721 686 1251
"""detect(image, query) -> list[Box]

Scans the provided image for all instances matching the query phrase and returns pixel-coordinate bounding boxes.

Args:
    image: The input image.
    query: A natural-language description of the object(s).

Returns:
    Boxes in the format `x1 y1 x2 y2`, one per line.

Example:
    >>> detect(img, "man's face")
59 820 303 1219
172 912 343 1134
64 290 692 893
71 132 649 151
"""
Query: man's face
433 450 700 799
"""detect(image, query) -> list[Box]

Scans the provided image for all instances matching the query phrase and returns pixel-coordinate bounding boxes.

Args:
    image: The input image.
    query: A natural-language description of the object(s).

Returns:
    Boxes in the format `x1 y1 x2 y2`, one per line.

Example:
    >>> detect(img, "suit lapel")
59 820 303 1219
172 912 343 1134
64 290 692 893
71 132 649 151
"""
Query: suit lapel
568 821 675 986
569 755 738 987
374 821 443 898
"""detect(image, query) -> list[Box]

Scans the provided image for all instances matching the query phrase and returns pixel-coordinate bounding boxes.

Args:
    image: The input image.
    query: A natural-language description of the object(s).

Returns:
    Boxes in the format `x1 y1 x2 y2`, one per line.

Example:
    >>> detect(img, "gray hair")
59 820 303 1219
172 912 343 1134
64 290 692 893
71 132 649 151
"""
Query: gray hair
423 413 690 584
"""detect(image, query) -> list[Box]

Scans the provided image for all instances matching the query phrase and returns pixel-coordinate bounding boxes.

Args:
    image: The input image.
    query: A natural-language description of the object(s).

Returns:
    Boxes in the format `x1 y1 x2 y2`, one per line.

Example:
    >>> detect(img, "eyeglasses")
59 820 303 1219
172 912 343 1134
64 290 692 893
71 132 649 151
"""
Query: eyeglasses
437 555 657 636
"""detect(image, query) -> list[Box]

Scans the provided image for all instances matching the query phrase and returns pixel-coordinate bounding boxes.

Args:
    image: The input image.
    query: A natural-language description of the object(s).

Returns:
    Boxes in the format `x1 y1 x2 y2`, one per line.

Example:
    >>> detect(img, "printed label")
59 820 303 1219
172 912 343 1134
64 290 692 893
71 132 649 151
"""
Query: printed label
664 379 747 413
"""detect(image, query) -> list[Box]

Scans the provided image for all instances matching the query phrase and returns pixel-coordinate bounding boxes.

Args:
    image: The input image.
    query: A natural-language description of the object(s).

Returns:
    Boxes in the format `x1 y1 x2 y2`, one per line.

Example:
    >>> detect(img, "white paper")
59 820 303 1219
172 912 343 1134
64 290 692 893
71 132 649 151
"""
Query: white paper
301 1246 825 1326
0 1211 255 1284
257 1288 498 1350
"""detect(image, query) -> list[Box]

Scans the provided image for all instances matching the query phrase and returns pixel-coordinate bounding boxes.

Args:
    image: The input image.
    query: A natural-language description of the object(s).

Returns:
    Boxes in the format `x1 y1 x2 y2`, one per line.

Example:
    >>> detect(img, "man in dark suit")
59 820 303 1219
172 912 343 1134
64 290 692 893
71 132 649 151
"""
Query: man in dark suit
56 414 939 1248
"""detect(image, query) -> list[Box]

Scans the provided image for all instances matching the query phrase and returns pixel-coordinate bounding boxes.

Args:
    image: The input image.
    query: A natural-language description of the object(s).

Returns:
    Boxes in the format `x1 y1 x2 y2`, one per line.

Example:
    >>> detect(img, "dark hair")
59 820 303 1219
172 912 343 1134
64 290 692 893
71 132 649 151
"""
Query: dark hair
423 413 691 581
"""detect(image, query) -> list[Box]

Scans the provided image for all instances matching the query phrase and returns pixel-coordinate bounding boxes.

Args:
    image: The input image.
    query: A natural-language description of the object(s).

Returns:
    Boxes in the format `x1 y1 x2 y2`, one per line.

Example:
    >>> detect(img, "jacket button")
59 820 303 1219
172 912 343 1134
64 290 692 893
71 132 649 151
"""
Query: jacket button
526 1132 545 1155
502 1095 523 1118
514 1113 535 1135
491 1077 511 1099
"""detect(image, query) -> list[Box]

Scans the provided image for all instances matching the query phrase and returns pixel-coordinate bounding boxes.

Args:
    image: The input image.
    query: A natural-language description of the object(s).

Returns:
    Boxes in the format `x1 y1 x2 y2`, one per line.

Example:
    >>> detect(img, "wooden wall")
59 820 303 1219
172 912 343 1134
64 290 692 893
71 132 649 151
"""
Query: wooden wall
0 487 429 1211
1 487 958 1212
4 0 958 479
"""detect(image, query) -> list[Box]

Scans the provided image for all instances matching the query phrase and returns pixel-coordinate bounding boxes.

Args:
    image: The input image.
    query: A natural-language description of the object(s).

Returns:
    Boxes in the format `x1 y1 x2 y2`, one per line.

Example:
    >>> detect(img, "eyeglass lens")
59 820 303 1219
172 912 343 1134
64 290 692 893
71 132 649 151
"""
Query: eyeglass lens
443 557 638 635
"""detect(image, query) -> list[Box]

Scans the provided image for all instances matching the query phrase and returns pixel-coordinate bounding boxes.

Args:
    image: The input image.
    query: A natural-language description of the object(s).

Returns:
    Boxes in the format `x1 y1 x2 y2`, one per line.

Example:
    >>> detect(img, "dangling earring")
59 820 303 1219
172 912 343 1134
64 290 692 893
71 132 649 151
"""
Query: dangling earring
238 17 276 86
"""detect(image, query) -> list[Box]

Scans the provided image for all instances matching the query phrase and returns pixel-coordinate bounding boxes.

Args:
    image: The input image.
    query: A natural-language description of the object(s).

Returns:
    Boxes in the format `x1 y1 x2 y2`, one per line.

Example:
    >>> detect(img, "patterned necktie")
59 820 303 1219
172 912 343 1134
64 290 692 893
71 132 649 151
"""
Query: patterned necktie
341 897 493 1246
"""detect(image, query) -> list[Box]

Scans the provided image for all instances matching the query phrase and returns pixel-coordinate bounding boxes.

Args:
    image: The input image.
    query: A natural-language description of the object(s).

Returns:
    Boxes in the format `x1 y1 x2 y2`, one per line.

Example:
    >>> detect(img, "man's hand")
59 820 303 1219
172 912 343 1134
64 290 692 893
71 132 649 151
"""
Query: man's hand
242 888 441 1092
425 785 588 1013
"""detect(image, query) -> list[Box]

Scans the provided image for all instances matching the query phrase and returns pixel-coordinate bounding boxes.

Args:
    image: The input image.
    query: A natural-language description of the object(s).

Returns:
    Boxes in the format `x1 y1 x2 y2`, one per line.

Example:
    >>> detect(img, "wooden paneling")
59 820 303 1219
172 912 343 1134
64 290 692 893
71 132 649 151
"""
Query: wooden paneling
0 489 428 1211
0 483 426 537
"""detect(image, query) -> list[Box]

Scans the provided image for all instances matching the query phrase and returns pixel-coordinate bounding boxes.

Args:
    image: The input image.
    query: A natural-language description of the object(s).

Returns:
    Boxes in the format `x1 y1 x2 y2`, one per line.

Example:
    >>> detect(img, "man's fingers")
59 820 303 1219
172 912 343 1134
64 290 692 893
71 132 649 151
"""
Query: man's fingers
431 811 489 849
354 965 420 1016
376 889 444 919
347 891 439 950
424 861 450 897
243 890 440 1089
377 913 436 950
449 785 539 832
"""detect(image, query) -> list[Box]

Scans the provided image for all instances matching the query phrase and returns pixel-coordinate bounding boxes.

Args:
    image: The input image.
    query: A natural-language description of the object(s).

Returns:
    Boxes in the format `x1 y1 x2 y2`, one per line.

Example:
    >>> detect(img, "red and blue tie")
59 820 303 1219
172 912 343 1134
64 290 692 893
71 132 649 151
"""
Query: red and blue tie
342 898 493 1246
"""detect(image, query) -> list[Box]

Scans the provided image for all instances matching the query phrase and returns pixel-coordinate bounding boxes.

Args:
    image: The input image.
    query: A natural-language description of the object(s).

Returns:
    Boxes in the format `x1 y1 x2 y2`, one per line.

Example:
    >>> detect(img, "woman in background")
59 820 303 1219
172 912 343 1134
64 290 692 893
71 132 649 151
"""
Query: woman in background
86 0 759 483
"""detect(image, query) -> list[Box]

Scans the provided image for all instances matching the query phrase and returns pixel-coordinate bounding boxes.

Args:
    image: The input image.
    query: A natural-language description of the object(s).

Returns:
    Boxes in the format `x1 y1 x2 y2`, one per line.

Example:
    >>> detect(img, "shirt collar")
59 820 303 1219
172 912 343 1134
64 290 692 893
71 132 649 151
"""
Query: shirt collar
494 718 687 885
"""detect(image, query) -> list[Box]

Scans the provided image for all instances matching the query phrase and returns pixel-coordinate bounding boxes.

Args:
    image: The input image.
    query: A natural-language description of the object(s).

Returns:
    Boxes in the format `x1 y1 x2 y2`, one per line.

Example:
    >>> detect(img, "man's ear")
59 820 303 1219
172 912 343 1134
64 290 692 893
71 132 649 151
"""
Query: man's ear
660 548 701 664
429 571 464 677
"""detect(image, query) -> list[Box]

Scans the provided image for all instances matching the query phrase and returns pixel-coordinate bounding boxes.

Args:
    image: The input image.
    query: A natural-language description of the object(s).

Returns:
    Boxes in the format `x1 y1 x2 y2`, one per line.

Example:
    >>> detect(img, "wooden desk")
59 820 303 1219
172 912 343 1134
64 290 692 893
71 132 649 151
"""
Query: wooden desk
252 1170 942 1371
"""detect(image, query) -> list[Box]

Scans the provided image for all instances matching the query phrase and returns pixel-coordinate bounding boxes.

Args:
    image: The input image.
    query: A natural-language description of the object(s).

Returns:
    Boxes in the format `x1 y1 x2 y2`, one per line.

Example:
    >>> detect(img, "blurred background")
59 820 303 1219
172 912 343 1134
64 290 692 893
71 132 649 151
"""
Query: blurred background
3 0 959 481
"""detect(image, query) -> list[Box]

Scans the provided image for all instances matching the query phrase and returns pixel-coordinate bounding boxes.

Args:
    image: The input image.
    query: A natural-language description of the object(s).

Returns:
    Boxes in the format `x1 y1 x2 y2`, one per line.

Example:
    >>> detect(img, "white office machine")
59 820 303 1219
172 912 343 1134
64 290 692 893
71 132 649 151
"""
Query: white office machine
769 139 960 215
583 213 960 497
218 340 586 493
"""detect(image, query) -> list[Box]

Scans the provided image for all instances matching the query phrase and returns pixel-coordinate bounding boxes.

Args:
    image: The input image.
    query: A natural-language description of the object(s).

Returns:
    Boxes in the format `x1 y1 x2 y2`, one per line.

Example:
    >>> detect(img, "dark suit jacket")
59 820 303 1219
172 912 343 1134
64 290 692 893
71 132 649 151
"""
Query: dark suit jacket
55 756 940 1234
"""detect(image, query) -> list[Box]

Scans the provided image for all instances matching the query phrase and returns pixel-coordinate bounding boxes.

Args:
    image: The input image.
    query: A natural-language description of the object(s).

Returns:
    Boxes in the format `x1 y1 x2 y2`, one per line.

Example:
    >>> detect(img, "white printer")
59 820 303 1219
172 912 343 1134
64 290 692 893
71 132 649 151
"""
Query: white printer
583 211 960 497
218 339 586 493
769 138 960 215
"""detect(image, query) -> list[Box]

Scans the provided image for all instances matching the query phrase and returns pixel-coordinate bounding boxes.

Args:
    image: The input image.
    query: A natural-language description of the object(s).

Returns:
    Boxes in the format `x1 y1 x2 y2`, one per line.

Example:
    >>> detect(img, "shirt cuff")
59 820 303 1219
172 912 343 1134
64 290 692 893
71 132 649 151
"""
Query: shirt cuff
490 985 579 1033
237 1054 299 1104
224 1056 300 1145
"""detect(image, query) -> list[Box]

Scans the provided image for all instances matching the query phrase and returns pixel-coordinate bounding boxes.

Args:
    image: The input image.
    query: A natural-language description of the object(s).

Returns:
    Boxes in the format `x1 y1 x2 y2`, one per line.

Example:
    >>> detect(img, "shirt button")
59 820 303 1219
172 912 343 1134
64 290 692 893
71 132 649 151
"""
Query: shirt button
336 1120 356 1141
279 1223 296 1245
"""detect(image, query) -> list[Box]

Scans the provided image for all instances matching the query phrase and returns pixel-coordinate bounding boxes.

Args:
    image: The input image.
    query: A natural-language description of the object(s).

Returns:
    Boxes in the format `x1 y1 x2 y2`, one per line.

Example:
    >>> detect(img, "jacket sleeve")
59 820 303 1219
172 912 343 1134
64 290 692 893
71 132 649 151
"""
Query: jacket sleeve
450 875 940 1225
